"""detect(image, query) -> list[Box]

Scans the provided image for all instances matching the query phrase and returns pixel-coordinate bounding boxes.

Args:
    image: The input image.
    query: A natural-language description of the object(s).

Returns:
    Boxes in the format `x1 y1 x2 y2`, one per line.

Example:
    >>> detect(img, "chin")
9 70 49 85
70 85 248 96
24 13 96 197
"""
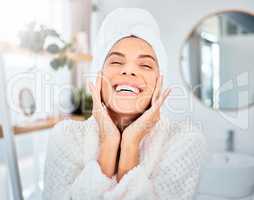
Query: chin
107 96 150 115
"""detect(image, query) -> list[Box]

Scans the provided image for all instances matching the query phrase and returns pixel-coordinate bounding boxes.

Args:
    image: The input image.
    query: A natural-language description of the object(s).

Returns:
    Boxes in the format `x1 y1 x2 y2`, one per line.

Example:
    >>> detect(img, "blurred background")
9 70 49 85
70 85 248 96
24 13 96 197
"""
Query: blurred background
1 0 254 200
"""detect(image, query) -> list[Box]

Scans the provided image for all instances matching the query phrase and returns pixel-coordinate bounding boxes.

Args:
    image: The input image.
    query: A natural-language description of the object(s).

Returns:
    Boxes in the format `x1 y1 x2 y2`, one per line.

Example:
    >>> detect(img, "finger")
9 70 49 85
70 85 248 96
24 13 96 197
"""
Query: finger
152 75 163 105
92 72 103 109
95 71 102 101
88 81 97 105
151 88 170 112
157 88 171 108
152 75 162 104
101 102 108 112
88 81 101 110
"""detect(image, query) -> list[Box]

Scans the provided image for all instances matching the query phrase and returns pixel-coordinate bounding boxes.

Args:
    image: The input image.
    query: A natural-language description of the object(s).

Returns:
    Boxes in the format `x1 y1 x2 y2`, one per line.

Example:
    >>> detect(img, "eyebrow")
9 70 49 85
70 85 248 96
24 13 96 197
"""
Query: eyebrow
138 54 157 62
106 52 125 59
106 51 157 62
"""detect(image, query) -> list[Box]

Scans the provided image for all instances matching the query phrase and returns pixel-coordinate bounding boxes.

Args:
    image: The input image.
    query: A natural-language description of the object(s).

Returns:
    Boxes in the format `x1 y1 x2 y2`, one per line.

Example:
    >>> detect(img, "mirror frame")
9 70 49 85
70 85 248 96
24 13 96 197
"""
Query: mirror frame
179 9 254 111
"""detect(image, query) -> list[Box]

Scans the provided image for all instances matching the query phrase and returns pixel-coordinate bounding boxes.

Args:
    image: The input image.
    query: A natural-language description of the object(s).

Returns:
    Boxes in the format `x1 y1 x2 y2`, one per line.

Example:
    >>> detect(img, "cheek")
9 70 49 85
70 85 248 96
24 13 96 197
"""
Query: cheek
144 74 158 94
101 65 122 98
101 76 113 104
134 75 157 110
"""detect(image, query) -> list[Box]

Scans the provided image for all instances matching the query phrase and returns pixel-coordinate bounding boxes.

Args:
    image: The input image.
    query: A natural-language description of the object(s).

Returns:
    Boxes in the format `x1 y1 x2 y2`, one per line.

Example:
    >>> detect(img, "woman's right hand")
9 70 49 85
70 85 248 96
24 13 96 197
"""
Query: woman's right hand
88 72 121 145
88 72 120 177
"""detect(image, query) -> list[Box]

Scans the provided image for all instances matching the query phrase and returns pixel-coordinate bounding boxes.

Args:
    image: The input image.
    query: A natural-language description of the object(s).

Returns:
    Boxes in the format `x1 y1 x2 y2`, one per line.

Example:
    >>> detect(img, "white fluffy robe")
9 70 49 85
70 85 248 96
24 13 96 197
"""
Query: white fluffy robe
42 114 207 200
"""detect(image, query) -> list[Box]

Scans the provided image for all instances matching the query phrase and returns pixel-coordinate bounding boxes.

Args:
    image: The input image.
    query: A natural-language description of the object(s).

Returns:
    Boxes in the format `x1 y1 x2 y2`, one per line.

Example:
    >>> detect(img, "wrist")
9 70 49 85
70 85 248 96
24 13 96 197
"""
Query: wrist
100 131 121 146
100 138 120 153
106 137 121 148
121 136 140 149
120 139 140 160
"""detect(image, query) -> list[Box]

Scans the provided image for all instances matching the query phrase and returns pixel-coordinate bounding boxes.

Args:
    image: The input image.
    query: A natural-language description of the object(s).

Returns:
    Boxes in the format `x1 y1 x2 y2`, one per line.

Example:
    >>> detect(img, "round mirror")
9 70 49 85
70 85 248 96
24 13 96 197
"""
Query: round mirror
19 88 36 117
180 11 254 110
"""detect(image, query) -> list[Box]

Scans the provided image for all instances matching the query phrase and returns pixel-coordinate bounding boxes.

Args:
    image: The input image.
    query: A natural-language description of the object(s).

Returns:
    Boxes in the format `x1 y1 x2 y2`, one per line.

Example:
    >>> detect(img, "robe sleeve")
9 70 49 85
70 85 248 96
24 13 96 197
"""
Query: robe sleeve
42 120 117 200
103 128 207 200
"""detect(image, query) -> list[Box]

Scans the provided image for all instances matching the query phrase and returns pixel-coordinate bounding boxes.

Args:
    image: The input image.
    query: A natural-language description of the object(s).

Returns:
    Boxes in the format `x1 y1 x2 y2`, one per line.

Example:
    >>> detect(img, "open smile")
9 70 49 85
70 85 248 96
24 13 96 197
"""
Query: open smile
113 83 144 96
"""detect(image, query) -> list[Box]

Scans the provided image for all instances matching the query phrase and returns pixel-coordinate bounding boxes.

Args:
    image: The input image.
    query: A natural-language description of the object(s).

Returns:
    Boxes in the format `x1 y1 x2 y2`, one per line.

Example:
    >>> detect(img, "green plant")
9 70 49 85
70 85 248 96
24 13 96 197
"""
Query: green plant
18 21 75 70
47 40 76 70
72 87 92 119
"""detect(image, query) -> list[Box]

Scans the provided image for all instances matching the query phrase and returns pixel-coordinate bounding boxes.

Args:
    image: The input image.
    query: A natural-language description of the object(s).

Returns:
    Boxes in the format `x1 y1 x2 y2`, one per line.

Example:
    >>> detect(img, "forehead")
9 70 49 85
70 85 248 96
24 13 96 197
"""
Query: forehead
108 36 157 58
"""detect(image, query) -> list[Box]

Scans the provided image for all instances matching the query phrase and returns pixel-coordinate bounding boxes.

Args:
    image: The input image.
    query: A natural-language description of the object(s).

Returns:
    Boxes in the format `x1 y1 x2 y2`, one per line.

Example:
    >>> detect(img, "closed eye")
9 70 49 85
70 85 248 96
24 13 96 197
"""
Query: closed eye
141 65 152 69
111 62 122 65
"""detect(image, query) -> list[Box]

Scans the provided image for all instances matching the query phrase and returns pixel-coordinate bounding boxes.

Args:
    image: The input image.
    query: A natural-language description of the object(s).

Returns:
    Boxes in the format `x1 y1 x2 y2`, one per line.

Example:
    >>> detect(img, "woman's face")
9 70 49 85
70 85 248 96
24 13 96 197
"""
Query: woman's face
101 36 159 115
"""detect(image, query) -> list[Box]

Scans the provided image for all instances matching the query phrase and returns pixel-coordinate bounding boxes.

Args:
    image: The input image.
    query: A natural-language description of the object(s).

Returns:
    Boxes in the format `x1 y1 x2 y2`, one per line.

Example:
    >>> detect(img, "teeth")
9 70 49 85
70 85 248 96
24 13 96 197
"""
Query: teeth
115 84 140 94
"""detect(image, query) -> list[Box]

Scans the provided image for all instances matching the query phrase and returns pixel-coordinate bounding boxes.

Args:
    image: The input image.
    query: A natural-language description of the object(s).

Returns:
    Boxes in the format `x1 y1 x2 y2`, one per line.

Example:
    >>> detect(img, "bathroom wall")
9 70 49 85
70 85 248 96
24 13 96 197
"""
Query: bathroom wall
2 54 72 124
93 0 254 155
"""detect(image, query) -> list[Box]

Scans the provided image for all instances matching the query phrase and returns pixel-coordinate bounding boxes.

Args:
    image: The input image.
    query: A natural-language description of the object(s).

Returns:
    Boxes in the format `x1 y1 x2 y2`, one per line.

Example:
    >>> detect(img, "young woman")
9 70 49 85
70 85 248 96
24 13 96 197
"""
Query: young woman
43 8 207 200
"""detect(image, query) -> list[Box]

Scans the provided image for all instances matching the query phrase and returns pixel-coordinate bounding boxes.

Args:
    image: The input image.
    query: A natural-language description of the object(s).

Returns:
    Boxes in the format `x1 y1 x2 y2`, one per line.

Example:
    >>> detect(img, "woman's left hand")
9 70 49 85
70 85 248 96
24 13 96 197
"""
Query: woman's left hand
121 75 171 147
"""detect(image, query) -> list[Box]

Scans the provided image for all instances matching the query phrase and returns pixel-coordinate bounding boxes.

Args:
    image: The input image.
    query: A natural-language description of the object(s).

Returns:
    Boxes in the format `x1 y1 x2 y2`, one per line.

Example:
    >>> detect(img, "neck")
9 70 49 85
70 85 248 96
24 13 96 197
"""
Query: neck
108 109 140 132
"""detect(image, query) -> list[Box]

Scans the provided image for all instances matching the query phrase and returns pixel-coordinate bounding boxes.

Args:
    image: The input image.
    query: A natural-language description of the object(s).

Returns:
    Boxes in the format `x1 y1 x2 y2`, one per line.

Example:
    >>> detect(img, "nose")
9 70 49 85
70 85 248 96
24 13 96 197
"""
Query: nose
121 71 136 76
120 65 136 76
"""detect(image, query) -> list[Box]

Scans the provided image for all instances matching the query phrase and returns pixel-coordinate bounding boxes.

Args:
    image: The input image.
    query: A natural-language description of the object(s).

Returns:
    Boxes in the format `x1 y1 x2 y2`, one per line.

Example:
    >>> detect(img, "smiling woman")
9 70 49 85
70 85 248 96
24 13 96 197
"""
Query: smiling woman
43 7 207 200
